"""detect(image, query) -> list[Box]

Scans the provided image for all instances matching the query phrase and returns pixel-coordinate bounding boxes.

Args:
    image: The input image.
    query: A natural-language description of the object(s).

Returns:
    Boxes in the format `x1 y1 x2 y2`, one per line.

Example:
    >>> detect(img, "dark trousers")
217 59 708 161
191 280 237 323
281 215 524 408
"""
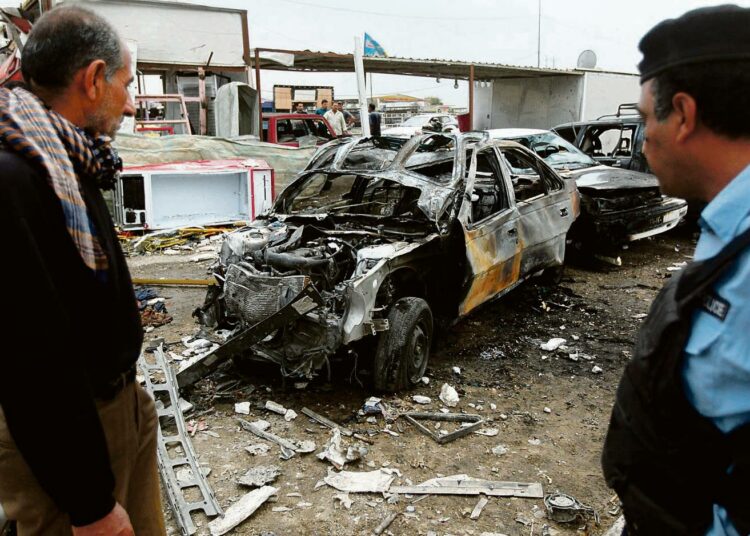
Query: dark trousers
0 383 165 535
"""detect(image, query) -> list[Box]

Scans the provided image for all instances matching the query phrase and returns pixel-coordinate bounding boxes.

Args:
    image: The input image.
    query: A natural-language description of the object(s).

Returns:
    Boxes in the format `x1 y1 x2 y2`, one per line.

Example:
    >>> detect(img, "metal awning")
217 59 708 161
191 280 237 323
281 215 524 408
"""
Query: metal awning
252 48 581 80
250 48 583 141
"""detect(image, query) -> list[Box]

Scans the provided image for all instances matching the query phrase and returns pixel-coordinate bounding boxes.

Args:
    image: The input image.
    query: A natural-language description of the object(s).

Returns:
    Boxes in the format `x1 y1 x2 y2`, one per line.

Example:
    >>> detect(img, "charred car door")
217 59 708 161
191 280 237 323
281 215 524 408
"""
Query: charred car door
498 145 574 275
457 144 522 316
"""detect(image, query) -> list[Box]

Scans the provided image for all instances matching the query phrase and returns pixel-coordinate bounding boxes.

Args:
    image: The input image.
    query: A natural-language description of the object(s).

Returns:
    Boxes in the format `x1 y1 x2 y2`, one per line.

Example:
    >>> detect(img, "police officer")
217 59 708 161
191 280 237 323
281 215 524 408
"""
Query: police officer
602 5 750 535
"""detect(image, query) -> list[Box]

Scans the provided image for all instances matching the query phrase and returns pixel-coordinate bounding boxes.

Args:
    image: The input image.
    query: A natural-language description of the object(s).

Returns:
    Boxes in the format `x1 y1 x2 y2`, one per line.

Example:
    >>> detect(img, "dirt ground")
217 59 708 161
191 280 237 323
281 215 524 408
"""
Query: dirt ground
127 226 697 536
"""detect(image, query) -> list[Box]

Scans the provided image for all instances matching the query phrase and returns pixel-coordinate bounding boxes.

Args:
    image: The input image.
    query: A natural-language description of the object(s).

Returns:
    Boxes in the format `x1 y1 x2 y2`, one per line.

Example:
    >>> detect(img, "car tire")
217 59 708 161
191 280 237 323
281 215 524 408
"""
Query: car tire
537 264 564 286
373 297 433 392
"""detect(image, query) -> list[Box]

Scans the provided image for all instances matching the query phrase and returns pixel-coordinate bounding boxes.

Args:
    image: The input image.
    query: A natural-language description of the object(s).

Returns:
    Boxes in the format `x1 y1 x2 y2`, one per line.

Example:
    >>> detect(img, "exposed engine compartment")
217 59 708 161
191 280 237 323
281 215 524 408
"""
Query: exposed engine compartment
193 217 436 379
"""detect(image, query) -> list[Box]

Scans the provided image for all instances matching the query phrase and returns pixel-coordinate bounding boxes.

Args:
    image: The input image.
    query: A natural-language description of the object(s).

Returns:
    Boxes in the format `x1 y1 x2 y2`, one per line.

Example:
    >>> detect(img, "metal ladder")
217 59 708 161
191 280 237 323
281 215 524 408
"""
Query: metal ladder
139 347 222 535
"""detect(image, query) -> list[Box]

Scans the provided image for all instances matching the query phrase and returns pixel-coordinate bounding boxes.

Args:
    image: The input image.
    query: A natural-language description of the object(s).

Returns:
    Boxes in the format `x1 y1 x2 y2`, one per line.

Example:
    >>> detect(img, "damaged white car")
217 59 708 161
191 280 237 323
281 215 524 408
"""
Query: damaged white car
184 133 579 391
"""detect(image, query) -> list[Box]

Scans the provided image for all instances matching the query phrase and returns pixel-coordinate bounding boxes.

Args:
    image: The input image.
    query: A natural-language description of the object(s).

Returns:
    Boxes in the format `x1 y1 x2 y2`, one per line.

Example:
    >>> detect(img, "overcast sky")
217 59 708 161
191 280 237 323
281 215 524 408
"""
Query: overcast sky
8 0 750 105
224 0 750 105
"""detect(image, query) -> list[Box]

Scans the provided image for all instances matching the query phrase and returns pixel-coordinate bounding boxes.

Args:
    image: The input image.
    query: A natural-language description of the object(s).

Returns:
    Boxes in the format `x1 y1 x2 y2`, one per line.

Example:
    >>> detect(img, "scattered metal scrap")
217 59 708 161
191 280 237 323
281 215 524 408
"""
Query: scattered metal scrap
372 512 399 535
302 406 353 436
207 485 278 536
237 418 315 460
470 496 489 520
301 406 373 444
403 412 485 444
389 478 543 499
139 347 222 535
323 472 542 500
544 492 600 524
238 465 281 488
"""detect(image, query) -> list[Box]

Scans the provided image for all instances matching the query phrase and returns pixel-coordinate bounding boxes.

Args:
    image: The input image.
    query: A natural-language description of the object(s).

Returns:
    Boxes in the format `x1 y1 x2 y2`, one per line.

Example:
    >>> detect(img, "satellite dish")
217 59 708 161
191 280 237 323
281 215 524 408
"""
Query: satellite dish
577 50 597 69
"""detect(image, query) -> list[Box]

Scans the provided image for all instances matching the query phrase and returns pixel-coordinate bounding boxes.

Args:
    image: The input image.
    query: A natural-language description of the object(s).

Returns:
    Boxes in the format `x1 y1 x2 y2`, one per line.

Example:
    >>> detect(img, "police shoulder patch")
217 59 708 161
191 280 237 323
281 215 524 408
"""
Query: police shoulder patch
701 291 730 321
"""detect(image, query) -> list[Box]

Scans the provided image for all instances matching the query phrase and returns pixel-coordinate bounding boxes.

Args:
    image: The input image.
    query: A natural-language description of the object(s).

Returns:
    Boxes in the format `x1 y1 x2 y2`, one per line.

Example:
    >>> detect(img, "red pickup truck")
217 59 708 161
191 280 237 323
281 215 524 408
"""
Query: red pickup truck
262 113 336 147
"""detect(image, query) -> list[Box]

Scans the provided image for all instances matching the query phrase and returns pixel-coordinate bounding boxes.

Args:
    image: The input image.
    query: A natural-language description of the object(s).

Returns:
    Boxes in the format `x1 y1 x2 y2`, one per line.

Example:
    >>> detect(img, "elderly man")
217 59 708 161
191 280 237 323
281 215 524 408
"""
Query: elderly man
0 6 164 536
602 5 750 536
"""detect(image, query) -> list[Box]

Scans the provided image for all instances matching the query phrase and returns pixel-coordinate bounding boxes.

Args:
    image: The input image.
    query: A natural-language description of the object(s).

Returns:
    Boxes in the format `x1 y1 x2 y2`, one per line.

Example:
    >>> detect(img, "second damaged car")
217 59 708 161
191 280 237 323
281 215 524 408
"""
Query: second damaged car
487 129 688 250
187 133 579 391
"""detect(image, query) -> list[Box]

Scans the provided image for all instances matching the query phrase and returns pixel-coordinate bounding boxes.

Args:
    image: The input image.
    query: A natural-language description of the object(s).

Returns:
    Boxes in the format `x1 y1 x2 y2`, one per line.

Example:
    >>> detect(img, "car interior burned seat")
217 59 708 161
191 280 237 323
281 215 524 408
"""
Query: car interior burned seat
277 122 296 143
613 137 631 157
591 136 603 157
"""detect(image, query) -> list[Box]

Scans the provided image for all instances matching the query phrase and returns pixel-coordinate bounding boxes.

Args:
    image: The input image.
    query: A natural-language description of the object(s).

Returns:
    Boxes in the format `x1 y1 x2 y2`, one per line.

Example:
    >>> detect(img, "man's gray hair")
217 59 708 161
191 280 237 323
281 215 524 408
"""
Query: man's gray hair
22 5 123 90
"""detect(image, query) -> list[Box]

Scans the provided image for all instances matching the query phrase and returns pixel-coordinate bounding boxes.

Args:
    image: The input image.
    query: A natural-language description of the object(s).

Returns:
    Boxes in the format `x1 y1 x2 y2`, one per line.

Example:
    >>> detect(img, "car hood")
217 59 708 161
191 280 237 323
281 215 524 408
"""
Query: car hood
562 165 660 192
381 126 419 137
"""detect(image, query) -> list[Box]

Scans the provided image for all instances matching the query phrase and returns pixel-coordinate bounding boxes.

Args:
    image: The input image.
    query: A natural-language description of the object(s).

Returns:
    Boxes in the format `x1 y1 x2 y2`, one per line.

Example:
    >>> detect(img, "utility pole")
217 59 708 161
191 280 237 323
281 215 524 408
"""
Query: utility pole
537 0 541 68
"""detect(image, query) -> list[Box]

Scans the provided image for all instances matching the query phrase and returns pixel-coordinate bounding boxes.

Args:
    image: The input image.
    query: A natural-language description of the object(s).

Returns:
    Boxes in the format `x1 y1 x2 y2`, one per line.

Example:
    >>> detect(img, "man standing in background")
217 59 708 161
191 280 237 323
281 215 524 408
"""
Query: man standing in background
324 101 347 137
315 98 329 116
368 103 381 137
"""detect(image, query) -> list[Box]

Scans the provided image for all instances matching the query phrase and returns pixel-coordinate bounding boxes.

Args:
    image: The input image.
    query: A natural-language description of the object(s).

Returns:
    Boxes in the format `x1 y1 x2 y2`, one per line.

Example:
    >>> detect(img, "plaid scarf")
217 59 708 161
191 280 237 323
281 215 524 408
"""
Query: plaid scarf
0 87 122 275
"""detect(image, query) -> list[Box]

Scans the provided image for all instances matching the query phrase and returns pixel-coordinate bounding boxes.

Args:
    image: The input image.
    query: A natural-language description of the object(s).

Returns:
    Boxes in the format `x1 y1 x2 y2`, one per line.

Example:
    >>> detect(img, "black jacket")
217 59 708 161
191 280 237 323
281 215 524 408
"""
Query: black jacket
0 151 142 525
602 226 750 535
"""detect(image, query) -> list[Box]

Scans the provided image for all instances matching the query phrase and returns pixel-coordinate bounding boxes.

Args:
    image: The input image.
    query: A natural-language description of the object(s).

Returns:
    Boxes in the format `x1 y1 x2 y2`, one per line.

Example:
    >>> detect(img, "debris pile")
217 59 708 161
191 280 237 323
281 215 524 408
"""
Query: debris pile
134 286 172 328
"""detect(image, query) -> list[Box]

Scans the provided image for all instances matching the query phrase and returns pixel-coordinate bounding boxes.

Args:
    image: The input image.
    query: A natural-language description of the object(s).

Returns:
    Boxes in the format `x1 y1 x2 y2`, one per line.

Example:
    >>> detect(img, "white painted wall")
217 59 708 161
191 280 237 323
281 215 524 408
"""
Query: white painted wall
488 75 582 130
64 0 247 68
479 70 640 130
580 71 640 121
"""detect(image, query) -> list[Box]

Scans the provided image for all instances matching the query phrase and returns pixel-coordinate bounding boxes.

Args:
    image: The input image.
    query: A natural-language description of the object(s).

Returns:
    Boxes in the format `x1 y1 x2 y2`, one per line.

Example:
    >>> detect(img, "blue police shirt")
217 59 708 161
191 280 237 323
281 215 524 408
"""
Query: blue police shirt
682 163 750 536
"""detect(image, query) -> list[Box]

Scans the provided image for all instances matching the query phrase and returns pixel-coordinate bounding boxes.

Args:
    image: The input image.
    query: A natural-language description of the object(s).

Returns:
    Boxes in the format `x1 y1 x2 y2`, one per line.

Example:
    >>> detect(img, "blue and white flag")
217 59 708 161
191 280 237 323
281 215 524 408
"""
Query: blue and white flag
364 33 387 57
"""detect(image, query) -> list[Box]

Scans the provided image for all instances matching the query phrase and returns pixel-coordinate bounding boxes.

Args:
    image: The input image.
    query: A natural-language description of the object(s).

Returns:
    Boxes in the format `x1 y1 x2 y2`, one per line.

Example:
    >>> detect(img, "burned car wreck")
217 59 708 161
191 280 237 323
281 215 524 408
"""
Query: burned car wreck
185 133 579 391
487 129 688 249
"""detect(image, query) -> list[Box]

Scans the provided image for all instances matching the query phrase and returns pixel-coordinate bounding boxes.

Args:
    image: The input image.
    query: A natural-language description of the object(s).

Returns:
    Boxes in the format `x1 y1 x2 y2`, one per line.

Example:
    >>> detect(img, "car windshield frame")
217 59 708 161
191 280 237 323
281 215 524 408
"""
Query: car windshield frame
401 115 431 127
509 132 598 170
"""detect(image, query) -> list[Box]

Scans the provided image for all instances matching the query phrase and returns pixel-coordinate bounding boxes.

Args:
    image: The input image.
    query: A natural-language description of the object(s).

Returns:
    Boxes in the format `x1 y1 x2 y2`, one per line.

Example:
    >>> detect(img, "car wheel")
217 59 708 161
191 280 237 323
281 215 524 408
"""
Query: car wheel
537 264 564 286
373 297 433 392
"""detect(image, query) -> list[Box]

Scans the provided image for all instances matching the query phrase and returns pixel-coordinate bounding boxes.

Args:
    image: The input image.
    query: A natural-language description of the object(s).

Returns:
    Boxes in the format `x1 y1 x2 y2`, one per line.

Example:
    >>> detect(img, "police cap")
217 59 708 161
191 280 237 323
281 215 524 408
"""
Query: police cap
638 4 750 82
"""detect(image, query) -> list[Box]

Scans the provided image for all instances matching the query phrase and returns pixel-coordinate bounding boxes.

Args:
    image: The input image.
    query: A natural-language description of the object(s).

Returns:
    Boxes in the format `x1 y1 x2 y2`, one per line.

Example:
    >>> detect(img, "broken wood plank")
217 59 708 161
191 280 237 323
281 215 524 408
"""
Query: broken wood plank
208 485 277 535
301 407 353 436
470 496 489 520
389 481 543 499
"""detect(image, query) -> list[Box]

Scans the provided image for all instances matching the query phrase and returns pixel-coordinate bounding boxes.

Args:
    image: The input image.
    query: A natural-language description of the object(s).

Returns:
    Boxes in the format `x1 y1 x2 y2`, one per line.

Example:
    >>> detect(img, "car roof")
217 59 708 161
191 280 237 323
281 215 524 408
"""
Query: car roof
553 116 642 129
263 113 324 119
486 128 549 138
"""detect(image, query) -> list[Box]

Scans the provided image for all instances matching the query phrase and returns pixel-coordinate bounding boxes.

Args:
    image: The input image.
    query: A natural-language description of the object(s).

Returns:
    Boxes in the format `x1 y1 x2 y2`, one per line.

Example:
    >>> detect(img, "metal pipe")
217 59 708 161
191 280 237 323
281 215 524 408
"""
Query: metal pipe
469 64 475 131
537 0 542 68
131 278 215 287
255 48 263 141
